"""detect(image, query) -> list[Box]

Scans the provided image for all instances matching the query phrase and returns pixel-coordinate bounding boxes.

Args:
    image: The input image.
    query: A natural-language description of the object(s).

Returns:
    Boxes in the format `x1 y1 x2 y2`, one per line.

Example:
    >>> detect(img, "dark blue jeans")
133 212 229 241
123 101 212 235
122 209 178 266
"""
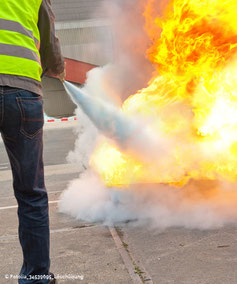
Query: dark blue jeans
0 87 50 283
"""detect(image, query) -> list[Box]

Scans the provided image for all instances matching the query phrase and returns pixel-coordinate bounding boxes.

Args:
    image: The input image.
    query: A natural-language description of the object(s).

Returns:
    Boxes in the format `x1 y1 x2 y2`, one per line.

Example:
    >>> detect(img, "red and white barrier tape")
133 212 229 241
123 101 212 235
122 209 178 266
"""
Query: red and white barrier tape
45 116 77 123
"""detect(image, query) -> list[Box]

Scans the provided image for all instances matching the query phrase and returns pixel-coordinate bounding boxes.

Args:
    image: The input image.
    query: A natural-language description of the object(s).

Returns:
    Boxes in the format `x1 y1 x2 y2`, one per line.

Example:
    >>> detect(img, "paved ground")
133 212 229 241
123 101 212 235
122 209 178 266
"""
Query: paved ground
1 121 237 284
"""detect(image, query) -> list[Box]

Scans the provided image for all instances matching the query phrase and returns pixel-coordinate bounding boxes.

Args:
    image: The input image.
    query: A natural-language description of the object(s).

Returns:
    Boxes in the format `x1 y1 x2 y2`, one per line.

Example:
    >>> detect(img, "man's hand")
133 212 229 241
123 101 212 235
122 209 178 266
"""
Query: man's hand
58 69 66 82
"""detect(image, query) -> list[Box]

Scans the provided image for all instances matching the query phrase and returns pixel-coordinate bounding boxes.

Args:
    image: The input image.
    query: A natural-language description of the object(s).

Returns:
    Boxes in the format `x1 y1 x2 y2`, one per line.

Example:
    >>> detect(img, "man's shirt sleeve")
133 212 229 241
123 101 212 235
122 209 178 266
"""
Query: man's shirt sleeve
38 0 65 76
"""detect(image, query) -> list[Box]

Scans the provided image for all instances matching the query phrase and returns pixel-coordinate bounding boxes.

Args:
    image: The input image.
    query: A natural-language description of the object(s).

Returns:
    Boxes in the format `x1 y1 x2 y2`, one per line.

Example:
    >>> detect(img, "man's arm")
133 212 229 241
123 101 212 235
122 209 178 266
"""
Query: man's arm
38 0 65 80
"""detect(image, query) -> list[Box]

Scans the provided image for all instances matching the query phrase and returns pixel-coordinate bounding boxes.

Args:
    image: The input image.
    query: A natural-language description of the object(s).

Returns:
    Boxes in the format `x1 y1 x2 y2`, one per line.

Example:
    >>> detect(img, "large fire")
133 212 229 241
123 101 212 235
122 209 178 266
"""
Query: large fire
91 0 237 187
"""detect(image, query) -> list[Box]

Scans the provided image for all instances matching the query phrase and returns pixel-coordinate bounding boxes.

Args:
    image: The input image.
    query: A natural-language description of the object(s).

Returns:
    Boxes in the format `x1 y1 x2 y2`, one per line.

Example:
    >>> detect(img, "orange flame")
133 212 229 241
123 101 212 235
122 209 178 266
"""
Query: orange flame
91 0 237 187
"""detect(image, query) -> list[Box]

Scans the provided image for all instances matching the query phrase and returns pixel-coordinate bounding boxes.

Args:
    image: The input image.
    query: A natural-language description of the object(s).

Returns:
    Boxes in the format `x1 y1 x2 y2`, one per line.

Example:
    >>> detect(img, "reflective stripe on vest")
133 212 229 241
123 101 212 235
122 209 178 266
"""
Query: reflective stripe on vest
0 0 42 82
0 19 39 47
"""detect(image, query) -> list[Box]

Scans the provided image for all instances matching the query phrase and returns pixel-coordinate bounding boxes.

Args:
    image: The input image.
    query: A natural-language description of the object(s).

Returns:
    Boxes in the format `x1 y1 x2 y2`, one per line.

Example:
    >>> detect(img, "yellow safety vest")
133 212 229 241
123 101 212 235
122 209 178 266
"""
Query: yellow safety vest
0 0 42 82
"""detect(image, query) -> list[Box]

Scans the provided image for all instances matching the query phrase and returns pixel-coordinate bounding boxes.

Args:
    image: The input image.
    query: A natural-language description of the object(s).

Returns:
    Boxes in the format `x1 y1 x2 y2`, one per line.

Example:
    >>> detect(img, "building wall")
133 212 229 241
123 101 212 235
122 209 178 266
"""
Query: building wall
51 0 108 22
43 0 113 117
55 20 114 66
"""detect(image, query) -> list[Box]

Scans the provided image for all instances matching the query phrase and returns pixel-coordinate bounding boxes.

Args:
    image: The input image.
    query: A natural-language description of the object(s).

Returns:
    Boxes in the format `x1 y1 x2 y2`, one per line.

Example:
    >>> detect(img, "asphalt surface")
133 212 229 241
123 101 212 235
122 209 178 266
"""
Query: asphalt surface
0 121 237 284
0 123 77 169
0 122 132 284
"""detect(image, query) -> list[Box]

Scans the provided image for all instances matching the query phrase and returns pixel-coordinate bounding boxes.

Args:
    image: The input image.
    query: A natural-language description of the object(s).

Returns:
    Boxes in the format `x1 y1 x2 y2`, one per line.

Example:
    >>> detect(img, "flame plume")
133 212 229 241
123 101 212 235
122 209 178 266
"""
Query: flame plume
91 0 237 187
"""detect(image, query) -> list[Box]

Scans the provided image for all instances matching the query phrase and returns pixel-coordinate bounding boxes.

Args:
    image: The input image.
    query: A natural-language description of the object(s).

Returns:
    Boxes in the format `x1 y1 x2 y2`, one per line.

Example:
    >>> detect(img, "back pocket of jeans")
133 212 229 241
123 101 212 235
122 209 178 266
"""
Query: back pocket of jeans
17 97 44 138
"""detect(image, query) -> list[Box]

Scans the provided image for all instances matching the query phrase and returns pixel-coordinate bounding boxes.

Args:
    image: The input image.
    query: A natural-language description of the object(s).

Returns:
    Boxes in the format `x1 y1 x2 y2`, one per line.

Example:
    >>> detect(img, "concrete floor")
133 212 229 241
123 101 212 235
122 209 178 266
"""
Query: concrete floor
0 123 131 283
1 122 237 284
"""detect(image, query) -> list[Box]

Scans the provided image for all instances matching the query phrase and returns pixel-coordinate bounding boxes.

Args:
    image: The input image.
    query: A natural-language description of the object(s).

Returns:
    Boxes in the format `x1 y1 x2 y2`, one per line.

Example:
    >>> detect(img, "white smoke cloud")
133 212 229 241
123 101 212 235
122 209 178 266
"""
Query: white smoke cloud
67 106 98 170
64 79 172 167
95 0 153 102
59 170 137 225
59 169 237 229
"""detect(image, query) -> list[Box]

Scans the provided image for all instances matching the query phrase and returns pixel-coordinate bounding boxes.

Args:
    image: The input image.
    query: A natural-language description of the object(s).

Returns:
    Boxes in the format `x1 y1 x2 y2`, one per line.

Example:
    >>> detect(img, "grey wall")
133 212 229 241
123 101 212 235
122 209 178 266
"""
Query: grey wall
51 0 114 66
51 0 109 22
55 22 114 66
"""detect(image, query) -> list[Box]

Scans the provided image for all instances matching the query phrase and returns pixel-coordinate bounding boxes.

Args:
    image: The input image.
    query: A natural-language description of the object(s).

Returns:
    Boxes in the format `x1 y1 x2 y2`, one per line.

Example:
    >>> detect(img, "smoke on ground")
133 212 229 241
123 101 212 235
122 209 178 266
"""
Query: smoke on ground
59 169 237 229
